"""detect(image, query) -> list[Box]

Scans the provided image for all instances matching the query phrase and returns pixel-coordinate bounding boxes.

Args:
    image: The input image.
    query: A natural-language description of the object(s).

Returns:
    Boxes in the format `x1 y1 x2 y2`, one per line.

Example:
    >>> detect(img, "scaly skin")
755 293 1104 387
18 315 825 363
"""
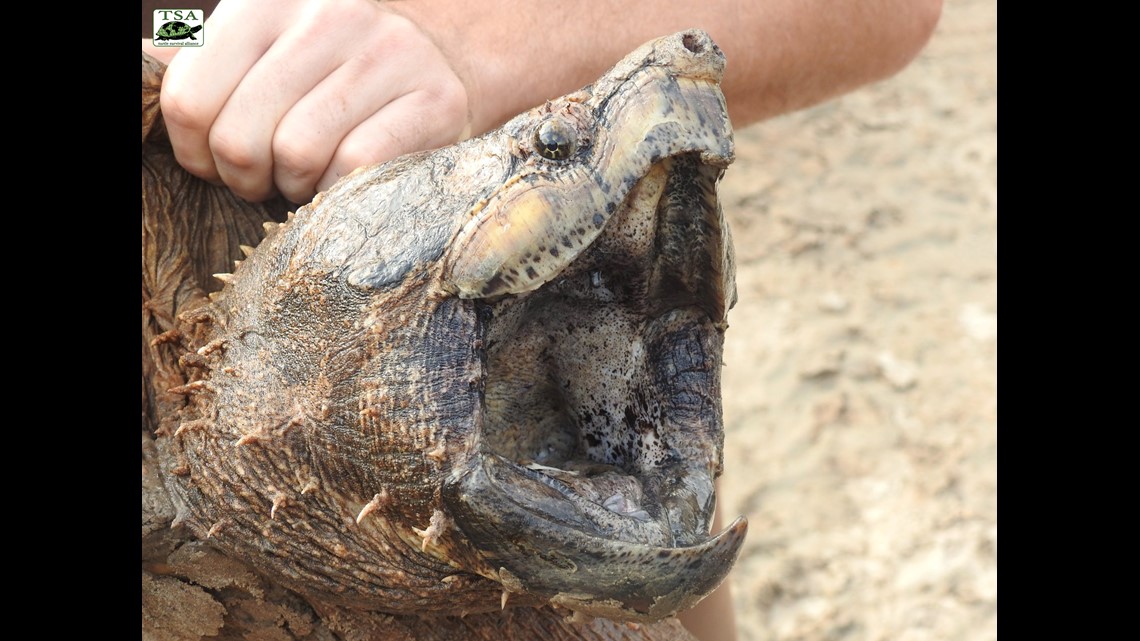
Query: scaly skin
142 30 740 641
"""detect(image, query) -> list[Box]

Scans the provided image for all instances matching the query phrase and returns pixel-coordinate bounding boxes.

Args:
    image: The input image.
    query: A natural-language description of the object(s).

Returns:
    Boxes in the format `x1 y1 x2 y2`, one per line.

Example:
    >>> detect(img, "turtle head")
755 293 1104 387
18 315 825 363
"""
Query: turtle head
430 29 746 622
161 29 743 622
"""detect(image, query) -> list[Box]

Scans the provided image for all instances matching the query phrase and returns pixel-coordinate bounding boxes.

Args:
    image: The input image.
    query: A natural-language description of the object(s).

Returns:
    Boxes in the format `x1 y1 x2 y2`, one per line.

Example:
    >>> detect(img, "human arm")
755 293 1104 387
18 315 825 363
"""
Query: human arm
393 0 943 134
144 0 942 203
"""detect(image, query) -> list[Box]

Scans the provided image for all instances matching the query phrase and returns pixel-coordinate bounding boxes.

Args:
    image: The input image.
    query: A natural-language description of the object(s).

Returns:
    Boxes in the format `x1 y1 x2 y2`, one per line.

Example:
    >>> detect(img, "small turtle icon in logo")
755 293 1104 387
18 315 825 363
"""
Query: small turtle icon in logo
156 21 203 41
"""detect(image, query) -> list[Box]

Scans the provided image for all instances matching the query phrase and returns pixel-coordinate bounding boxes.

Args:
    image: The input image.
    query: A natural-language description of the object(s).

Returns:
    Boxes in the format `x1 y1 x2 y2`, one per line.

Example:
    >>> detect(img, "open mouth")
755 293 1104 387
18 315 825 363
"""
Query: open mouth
154 29 746 621
442 151 747 621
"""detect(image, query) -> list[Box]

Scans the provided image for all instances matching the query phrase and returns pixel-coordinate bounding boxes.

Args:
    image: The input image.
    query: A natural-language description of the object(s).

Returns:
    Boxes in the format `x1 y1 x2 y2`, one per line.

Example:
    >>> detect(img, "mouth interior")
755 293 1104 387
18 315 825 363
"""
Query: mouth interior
476 153 727 549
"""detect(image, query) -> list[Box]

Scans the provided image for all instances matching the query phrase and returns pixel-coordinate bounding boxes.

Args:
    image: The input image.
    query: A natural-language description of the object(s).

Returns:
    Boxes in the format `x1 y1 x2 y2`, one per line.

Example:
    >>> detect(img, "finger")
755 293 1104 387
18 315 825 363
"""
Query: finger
314 86 469 196
208 16 359 201
158 2 282 186
269 34 451 202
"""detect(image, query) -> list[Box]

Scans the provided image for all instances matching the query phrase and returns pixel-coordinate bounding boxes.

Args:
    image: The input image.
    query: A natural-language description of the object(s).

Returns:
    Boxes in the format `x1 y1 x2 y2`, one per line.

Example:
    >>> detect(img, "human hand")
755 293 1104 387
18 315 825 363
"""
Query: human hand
142 0 471 203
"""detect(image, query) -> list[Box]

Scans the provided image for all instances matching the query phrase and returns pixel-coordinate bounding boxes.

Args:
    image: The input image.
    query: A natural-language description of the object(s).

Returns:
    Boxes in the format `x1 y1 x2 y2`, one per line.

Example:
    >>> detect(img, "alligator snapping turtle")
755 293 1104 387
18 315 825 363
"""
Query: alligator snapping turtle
143 29 743 641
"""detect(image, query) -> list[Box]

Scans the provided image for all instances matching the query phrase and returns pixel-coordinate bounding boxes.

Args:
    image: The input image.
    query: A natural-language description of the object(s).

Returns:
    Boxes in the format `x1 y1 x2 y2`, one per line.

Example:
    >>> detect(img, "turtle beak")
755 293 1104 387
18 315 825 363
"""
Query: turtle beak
442 30 734 303
438 30 746 622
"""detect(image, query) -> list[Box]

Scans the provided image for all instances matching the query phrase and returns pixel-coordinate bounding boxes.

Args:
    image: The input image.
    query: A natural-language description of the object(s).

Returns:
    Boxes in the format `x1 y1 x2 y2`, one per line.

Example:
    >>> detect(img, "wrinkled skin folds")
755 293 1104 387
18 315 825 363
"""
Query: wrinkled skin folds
143 29 745 633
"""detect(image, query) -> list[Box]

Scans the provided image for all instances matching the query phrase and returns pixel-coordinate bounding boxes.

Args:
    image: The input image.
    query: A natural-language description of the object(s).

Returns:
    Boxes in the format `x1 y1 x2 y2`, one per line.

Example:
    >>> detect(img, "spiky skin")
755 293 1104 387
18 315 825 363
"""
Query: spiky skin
163 206 501 612
142 29 739 641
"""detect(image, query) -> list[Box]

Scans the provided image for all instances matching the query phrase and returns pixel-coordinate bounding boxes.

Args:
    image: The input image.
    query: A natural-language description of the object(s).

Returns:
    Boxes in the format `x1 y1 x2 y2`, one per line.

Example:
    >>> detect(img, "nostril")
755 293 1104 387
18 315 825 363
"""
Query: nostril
681 33 704 54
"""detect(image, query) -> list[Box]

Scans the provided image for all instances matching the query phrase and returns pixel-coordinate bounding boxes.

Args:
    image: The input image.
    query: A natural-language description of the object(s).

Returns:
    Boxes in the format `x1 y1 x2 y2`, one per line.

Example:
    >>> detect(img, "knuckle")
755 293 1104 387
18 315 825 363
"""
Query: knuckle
414 79 469 144
439 78 470 127
209 126 260 172
337 136 387 172
433 75 469 115
272 133 322 183
372 9 419 46
355 9 431 67
159 82 210 131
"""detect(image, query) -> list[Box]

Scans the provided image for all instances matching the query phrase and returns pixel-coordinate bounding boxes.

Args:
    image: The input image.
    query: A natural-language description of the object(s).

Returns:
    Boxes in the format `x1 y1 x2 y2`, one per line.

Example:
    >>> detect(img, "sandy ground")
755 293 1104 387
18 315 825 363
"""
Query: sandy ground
715 1 996 640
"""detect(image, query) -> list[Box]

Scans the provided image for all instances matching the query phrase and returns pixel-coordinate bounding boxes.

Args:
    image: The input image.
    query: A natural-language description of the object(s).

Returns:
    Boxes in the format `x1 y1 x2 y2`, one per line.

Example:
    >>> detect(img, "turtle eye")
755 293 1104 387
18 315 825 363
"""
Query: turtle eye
534 118 577 160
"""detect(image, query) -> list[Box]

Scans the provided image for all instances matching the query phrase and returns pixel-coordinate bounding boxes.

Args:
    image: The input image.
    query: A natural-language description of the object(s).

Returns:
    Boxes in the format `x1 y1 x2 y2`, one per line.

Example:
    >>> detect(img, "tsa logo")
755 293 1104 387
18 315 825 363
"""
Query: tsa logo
153 9 204 47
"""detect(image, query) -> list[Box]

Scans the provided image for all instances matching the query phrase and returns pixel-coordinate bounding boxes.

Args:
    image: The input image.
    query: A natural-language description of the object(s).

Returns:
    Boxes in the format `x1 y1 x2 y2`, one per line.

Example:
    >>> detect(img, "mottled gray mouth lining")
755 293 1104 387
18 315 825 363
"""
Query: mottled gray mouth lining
474 153 720 545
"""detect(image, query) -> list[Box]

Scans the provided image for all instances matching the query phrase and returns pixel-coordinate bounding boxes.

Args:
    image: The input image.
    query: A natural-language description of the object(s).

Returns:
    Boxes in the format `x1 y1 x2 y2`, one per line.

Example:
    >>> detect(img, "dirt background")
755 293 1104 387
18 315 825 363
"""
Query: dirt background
715 1 996 640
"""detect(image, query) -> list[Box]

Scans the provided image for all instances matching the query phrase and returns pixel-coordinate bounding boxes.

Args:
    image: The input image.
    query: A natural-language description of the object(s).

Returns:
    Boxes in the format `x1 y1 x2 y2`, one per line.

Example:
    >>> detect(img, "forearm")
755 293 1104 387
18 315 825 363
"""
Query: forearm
389 0 943 133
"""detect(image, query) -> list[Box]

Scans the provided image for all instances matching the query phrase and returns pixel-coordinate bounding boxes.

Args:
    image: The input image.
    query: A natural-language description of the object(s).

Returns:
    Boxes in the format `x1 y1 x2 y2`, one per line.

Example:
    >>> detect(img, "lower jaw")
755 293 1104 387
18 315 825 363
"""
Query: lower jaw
441 450 747 622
